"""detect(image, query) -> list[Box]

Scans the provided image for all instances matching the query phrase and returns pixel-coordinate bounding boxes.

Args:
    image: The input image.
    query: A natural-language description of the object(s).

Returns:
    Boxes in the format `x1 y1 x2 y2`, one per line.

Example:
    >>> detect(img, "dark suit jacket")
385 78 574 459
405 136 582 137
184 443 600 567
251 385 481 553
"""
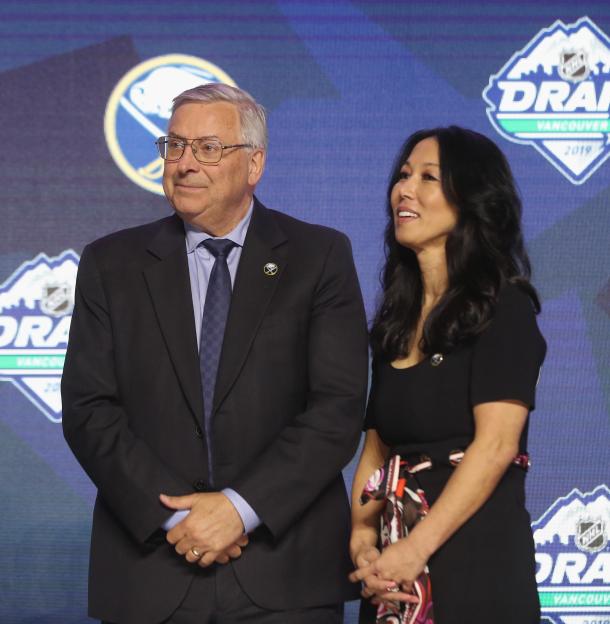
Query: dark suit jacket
61 199 368 624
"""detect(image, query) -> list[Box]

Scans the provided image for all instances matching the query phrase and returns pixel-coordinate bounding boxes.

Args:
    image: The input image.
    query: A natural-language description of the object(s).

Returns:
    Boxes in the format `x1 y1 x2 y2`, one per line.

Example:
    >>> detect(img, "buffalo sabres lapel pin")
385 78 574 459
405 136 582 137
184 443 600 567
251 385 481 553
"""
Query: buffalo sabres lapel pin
430 353 444 367
263 262 278 277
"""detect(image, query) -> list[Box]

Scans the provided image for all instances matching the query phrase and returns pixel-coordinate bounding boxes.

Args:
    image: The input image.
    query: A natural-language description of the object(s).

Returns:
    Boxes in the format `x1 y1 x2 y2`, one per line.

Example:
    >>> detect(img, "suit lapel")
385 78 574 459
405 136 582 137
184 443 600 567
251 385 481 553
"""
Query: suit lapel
213 200 288 412
143 215 203 422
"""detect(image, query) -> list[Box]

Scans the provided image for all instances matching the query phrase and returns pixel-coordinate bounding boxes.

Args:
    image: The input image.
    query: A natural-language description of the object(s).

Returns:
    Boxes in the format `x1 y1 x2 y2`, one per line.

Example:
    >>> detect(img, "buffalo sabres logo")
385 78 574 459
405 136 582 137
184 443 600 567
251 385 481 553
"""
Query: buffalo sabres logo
263 262 278 277
430 353 444 367
104 54 237 195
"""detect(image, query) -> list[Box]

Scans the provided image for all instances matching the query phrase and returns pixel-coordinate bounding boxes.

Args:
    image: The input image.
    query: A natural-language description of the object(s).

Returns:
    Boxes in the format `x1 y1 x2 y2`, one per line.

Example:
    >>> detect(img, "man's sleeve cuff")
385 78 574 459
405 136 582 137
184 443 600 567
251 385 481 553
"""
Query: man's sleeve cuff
161 510 189 531
222 488 262 534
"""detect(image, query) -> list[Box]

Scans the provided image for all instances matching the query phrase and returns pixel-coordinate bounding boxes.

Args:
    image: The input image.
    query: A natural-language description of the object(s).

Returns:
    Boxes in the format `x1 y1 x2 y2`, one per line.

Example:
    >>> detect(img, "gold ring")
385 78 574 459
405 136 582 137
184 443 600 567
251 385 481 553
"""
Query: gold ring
190 546 202 558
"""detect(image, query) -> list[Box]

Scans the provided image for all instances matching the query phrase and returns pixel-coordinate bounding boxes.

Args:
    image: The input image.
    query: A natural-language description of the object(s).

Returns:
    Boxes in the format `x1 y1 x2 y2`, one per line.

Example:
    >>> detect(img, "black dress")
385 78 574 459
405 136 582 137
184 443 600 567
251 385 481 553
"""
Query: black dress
361 284 546 624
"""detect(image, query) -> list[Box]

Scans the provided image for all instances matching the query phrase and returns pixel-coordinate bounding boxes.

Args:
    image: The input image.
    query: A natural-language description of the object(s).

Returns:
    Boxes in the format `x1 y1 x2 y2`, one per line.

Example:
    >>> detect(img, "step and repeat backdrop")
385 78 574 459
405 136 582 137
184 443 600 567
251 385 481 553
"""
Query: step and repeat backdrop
1 2 609 623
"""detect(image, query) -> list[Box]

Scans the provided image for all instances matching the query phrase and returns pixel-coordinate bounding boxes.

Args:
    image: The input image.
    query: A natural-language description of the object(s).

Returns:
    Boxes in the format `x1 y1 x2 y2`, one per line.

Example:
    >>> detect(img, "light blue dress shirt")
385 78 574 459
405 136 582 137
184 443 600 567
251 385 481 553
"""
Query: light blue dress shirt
162 202 262 534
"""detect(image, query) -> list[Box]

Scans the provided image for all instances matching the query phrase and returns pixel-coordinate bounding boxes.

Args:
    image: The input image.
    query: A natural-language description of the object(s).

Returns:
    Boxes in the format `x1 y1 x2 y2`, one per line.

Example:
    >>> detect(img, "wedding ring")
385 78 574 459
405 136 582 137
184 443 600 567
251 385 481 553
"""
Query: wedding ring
386 585 400 593
190 546 202 558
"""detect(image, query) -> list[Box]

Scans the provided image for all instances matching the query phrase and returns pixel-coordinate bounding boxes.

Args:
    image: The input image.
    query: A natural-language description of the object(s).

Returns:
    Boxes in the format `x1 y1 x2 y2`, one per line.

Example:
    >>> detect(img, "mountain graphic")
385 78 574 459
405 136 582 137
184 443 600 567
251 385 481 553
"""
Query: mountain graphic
0 251 79 314
508 18 610 79
532 485 610 547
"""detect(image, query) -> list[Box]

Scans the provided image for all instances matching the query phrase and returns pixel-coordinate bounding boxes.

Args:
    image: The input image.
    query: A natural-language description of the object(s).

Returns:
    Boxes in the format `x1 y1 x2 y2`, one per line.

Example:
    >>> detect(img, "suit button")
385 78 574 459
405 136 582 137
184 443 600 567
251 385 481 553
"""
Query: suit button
195 425 203 438
193 480 207 492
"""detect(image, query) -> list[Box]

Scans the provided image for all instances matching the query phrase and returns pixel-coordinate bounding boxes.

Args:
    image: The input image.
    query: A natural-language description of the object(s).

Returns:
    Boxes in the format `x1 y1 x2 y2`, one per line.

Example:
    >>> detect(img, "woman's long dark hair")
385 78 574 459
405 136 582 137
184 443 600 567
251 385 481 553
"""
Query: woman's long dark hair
370 126 540 361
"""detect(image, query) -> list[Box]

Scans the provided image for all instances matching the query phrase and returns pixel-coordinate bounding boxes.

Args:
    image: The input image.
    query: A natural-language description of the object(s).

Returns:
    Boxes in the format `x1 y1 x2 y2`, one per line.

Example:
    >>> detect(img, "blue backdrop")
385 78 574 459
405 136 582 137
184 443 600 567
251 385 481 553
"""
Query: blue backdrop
1 2 609 623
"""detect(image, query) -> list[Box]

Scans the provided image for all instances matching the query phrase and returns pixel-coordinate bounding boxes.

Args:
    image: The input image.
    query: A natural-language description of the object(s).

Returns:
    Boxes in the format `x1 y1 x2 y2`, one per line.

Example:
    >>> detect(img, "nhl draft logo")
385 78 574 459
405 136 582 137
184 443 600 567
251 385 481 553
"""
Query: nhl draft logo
0 251 79 423
104 54 237 196
483 16 610 185
533 484 610 623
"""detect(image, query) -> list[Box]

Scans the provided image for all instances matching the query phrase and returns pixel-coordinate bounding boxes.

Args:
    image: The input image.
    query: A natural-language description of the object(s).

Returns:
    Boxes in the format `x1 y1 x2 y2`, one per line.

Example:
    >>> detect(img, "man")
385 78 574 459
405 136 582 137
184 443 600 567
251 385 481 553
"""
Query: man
62 83 368 623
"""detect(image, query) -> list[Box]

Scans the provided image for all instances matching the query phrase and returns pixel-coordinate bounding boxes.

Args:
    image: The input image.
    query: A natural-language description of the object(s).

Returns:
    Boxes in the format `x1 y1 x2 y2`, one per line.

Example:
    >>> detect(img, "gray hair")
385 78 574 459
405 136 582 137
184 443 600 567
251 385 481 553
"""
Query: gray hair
172 83 267 151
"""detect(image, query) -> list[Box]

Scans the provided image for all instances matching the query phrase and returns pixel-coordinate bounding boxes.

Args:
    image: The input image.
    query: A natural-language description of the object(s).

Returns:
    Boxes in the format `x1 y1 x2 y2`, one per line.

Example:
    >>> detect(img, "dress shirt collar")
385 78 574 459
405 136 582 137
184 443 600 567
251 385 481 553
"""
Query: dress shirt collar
184 199 253 253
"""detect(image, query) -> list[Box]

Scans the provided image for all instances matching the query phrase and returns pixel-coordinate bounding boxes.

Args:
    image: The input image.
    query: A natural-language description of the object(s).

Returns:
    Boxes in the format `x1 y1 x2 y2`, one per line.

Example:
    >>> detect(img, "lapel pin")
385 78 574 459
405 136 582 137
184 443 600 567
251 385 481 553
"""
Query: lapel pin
263 262 278 276
430 353 444 367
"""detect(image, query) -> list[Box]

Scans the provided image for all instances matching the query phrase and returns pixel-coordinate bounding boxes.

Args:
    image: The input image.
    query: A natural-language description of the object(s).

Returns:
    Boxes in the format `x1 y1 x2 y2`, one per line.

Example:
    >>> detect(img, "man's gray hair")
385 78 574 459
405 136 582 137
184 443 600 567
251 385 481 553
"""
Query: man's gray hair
172 83 267 151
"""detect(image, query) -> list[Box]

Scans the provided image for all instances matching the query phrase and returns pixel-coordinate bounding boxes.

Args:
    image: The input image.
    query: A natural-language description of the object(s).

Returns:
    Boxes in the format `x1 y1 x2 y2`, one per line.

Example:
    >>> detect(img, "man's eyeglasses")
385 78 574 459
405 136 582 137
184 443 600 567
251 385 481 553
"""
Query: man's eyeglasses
155 136 253 164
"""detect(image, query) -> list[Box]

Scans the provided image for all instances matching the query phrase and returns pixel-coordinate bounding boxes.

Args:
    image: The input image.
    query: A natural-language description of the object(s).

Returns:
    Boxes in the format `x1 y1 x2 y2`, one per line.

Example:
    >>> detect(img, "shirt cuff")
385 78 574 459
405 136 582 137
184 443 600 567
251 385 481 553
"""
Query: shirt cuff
161 509 189 531
222 488 262 534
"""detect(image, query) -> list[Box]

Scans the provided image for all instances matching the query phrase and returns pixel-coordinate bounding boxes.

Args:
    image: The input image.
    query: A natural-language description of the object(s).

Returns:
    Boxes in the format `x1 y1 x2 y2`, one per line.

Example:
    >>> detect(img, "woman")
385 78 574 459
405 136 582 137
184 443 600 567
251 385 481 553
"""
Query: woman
349 126 545 623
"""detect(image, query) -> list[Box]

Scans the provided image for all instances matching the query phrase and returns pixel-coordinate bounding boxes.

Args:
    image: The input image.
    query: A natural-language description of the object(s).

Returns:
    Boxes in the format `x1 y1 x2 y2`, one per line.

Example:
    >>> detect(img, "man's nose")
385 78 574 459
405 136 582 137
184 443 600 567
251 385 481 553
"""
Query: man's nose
177 142 200 173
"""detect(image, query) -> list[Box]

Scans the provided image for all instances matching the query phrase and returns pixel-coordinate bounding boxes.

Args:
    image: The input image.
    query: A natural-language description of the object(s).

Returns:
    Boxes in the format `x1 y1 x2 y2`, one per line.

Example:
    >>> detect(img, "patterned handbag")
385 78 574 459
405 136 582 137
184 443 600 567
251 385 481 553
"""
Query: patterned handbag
360 454 435 624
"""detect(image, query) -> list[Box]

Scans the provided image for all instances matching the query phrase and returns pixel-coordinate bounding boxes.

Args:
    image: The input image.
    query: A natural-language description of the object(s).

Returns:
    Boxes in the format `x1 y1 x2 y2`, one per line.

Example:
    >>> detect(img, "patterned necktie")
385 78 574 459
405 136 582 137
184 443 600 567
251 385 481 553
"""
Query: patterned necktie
199 238 236 485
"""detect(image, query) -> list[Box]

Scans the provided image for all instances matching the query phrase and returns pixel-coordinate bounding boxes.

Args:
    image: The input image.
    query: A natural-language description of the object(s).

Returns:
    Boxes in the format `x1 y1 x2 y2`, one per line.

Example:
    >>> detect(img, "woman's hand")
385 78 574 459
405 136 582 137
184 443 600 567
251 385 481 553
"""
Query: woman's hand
351 545 385 599
349 430 423 605
349 537 426 604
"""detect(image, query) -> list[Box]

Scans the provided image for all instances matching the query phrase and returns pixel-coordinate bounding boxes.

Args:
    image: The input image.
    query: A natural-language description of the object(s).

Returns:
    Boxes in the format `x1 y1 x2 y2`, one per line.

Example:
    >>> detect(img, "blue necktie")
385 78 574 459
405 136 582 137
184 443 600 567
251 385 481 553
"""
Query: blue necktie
199 238 236 485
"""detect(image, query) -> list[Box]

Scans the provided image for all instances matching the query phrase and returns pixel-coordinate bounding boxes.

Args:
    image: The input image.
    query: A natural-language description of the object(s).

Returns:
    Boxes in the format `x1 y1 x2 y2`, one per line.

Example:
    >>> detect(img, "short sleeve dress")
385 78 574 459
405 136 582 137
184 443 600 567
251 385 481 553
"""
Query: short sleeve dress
362 284 546 624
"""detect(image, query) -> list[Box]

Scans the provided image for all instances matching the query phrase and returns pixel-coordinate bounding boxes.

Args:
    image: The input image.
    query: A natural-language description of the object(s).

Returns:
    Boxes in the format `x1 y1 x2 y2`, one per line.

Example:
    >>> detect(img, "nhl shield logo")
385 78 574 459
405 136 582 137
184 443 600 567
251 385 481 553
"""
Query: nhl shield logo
40 283 72 317
576 517 608 553
104 54 237 196
0 251 79 422
559 49 590 82
483 16 610 185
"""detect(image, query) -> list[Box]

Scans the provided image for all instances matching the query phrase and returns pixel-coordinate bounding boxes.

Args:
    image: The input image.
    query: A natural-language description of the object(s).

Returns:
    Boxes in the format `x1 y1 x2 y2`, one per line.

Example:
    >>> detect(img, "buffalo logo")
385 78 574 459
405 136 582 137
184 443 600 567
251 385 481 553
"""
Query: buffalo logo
532 484 610 622
263 262 278 277
483 16 610 185
0 251 79 422
104 54 237 195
